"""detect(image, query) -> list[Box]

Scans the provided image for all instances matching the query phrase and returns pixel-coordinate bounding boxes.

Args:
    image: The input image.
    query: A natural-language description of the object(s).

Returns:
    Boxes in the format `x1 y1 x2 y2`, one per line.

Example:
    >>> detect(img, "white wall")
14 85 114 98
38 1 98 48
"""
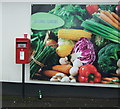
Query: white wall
0 2 2 82
1 1 119 84
2 2 31 82
1 0 119 3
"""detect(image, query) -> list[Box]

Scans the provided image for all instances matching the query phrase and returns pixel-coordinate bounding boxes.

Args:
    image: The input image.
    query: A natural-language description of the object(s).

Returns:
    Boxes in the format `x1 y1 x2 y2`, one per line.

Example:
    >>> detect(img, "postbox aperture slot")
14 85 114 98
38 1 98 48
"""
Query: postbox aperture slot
17 42 27 48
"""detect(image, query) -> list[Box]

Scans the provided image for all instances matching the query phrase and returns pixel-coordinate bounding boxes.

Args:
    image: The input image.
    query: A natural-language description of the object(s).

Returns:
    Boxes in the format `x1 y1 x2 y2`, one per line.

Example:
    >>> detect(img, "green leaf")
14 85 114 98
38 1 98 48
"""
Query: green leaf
31 12 65 30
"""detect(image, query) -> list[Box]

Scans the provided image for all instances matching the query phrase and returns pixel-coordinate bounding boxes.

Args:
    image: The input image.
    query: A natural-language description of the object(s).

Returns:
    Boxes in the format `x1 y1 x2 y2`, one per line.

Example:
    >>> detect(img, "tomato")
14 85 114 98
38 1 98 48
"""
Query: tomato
86 5 99 15
46 39 58 47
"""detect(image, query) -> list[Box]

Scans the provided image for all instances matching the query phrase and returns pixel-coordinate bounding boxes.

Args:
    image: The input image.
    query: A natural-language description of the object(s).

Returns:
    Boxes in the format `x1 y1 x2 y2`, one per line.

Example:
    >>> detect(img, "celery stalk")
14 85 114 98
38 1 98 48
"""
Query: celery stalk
81 22 120 44
85 20 120 38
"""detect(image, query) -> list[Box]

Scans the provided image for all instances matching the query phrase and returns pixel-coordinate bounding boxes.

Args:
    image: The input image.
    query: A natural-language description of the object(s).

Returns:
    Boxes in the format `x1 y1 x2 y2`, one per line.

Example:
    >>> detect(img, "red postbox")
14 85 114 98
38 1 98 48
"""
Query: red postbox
16 34 31 64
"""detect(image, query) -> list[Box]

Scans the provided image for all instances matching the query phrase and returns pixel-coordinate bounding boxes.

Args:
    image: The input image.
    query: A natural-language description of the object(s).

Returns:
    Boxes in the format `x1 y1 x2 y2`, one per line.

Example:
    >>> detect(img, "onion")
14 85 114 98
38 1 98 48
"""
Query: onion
116 5 120 16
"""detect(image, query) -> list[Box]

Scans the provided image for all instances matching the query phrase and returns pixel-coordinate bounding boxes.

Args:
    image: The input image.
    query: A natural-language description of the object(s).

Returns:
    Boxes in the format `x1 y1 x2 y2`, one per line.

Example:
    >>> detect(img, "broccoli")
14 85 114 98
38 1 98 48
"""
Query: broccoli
94 35 109 47
98 43 120 74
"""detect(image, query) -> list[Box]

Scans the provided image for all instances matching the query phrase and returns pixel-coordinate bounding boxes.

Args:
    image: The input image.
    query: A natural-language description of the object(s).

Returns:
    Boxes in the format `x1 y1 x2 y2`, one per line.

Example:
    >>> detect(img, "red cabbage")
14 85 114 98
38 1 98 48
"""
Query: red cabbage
72 37 96 64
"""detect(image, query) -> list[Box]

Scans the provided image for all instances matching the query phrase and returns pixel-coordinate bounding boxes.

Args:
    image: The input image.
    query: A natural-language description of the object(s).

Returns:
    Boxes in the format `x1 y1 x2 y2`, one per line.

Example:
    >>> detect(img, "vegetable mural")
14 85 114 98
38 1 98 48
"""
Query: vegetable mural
30 4 120 85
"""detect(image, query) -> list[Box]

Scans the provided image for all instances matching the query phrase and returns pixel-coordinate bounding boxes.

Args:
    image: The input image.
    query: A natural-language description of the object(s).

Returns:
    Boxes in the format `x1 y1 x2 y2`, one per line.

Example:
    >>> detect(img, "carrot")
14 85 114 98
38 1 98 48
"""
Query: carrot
101 81 112 84
103 78 112 82
99 10 105 13
58 29 92 41
52 64 72 74
111 12 120 21
114 82 120 85
100 10 120 25
43 70 61 77
99 13 120 30
111 77 119 80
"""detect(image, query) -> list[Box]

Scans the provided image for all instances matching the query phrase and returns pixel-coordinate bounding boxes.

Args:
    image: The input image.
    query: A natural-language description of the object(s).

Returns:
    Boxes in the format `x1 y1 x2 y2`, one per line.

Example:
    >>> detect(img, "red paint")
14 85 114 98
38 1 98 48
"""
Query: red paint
16 34 31 64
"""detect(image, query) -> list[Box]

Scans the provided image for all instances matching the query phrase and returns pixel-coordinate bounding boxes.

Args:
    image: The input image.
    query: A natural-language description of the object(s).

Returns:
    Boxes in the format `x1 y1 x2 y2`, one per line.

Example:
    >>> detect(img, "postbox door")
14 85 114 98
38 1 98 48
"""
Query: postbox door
16 42 29 64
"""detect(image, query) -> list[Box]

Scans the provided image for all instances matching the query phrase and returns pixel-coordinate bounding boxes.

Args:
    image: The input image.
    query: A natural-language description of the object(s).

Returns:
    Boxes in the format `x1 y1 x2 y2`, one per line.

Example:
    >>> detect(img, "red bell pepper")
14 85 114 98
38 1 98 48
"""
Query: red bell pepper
86 5 99 15
78 64 101 83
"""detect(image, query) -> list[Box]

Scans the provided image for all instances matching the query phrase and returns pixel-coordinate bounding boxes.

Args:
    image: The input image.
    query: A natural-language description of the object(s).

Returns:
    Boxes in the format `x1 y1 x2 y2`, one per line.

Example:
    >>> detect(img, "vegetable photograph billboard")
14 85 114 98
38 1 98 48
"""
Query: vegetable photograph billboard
30 4 120 85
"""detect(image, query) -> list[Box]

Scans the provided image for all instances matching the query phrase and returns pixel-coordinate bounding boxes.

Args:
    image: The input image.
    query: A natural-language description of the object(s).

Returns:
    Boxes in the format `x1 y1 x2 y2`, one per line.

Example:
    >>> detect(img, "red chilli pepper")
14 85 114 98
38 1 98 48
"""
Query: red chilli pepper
78 64 101 83
86 5 99 15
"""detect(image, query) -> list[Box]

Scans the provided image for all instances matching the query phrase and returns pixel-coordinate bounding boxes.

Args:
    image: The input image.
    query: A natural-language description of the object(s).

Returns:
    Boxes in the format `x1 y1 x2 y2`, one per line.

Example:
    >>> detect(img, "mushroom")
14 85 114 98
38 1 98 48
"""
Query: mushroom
69 75 76 83
50 78 59 82
59 57 70 65
69 66 79 76
70 53 77 63
50 73 66 82
60 76 70 82
55 73 65 77
116 68 120 75
117 59 120 68
73 59 83 67
70 79 76 83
